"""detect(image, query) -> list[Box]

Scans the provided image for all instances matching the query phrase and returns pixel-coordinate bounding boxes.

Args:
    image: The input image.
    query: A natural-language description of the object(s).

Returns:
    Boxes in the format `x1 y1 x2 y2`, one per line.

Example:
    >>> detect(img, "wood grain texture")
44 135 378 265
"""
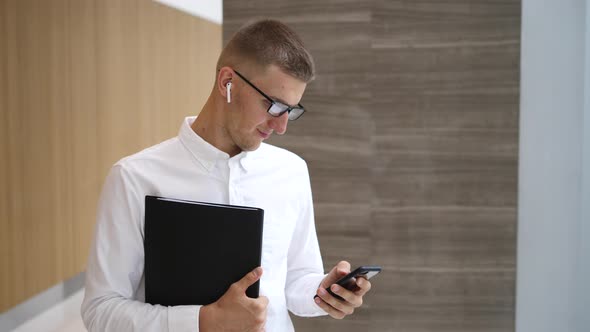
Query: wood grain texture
0 0 221 312
224 0 519 331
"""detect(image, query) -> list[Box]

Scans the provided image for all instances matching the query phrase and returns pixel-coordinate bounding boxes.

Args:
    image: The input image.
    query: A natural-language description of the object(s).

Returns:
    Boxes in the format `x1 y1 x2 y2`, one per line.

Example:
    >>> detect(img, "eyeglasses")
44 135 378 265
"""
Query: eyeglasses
233 69 306 121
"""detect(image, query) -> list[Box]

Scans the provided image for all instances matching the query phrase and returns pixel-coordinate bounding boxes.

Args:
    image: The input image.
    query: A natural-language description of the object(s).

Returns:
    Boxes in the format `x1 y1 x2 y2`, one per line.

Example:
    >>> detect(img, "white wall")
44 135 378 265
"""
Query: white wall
153 0 222 24
517 0 589 331
576 1 590 329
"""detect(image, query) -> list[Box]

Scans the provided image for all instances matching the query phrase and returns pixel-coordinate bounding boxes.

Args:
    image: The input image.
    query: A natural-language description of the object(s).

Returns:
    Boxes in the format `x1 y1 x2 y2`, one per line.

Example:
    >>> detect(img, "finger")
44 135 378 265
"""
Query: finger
335 261 351 275
257 295 269 307
248 297 268 326
316 287 355 315
253 295 269 312
332 261 351 281
253 303 267 326
245 296 267 325
330 284 362 307
321 263 350 288
314 295 348 319
354 277 372 297
234 267 263 292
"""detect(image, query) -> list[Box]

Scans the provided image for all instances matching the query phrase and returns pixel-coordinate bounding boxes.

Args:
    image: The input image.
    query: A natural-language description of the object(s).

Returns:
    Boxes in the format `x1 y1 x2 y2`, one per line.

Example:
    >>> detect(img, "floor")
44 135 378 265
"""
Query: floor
10 290 86 332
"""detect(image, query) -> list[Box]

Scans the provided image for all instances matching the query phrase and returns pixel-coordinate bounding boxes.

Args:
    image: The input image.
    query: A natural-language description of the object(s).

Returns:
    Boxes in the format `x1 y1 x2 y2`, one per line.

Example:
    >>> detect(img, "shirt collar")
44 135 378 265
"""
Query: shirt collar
178 116 252 172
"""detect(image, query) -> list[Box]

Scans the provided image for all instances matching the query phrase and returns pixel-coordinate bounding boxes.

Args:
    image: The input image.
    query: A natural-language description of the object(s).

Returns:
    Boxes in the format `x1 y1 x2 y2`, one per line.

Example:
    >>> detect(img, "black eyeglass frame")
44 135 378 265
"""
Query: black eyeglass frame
232 69 306 121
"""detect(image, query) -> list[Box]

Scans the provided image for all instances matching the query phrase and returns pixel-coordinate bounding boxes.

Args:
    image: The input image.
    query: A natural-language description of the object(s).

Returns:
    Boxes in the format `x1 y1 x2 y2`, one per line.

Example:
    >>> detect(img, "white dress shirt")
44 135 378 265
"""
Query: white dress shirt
81 116 327 331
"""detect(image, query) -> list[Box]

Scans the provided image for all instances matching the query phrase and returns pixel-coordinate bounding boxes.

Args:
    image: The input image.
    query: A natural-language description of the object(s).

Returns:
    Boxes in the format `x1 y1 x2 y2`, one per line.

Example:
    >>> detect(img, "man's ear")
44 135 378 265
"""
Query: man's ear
217 67 234 101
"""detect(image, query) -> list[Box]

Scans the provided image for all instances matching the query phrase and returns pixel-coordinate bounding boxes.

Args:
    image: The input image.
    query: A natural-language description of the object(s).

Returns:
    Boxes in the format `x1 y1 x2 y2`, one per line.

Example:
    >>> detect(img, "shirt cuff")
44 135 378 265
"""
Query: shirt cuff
308 274 329 317
168 305 201 332
290 273 329 317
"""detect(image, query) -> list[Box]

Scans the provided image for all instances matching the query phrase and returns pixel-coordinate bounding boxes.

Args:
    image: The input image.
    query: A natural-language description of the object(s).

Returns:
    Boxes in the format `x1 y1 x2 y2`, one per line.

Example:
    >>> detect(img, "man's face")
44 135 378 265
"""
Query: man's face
226 65 307 152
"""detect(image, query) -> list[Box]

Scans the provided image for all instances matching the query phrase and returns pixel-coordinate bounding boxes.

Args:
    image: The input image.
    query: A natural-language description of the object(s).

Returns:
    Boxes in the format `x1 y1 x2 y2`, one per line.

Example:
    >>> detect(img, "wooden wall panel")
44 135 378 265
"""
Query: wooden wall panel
370 2 519 330
224 0 519 331
0 0 11 313
0 0 221 312
68 0 100 270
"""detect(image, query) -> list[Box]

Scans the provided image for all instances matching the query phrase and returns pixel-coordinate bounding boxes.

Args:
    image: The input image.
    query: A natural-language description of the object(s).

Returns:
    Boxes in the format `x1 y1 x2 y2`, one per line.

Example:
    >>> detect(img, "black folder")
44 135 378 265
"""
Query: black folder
144 195 264 306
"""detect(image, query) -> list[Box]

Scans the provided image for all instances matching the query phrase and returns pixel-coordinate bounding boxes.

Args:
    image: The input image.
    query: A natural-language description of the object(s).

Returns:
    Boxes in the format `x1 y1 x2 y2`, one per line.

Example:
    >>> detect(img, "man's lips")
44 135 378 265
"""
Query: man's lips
257 129 271 139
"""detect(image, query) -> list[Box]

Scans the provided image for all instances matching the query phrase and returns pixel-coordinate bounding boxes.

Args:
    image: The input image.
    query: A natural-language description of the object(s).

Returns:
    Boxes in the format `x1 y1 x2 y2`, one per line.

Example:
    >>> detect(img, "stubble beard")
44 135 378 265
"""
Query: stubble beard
230 128 262 152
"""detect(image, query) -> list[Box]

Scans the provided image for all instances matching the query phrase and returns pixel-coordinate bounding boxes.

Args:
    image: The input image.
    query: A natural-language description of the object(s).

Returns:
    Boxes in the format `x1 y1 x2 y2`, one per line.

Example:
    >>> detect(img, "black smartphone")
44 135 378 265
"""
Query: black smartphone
315 265 382 301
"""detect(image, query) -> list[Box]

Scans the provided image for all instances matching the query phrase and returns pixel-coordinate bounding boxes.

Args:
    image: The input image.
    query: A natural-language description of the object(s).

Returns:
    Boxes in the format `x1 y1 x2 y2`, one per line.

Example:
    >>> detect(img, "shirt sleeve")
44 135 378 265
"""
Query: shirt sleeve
284 161 328 317
81 164 201 332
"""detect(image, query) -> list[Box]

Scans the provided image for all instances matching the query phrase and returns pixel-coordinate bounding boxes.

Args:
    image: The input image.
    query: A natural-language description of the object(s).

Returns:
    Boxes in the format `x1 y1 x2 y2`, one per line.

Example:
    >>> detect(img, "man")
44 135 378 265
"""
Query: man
81 19 372 331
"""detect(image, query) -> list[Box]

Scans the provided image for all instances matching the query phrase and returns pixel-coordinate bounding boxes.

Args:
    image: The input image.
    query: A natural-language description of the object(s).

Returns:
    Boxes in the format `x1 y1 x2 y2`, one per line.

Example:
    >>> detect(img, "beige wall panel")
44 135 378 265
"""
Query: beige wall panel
0 0 12 310
0 0 221 312
68 0 100 271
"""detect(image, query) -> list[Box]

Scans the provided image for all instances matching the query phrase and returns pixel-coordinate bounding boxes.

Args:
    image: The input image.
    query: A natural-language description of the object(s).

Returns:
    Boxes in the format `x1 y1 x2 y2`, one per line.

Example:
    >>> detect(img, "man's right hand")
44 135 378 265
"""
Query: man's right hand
199 267 268 332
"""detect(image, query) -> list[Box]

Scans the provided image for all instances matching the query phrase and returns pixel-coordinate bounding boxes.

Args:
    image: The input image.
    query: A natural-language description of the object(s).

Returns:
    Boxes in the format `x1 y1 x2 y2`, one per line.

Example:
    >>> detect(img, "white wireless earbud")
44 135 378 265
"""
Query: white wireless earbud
226 82 232 103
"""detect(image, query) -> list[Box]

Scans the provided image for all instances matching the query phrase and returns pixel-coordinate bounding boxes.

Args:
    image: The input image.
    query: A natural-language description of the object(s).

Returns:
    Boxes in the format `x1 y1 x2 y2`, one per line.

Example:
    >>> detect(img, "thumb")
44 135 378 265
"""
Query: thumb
235 267 263 292
321 261 350 288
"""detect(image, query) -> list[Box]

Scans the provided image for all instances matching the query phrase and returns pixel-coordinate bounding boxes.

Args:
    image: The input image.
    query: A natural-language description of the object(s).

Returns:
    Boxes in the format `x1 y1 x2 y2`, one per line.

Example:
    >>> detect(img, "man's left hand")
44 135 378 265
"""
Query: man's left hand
314 261 372 319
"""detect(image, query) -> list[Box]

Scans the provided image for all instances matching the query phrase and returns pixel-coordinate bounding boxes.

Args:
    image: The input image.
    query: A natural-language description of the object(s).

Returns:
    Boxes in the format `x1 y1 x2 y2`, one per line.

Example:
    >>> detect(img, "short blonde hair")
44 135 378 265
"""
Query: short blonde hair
217 19 315 83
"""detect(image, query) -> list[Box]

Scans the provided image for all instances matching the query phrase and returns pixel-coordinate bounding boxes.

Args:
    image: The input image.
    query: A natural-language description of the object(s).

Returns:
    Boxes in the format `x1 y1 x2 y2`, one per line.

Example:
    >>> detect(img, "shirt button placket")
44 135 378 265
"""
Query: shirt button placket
228 159 241 205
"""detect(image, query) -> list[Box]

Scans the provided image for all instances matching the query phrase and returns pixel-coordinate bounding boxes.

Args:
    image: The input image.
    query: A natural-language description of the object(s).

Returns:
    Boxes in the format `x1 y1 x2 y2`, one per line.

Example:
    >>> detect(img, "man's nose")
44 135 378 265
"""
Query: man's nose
268 112 289 135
